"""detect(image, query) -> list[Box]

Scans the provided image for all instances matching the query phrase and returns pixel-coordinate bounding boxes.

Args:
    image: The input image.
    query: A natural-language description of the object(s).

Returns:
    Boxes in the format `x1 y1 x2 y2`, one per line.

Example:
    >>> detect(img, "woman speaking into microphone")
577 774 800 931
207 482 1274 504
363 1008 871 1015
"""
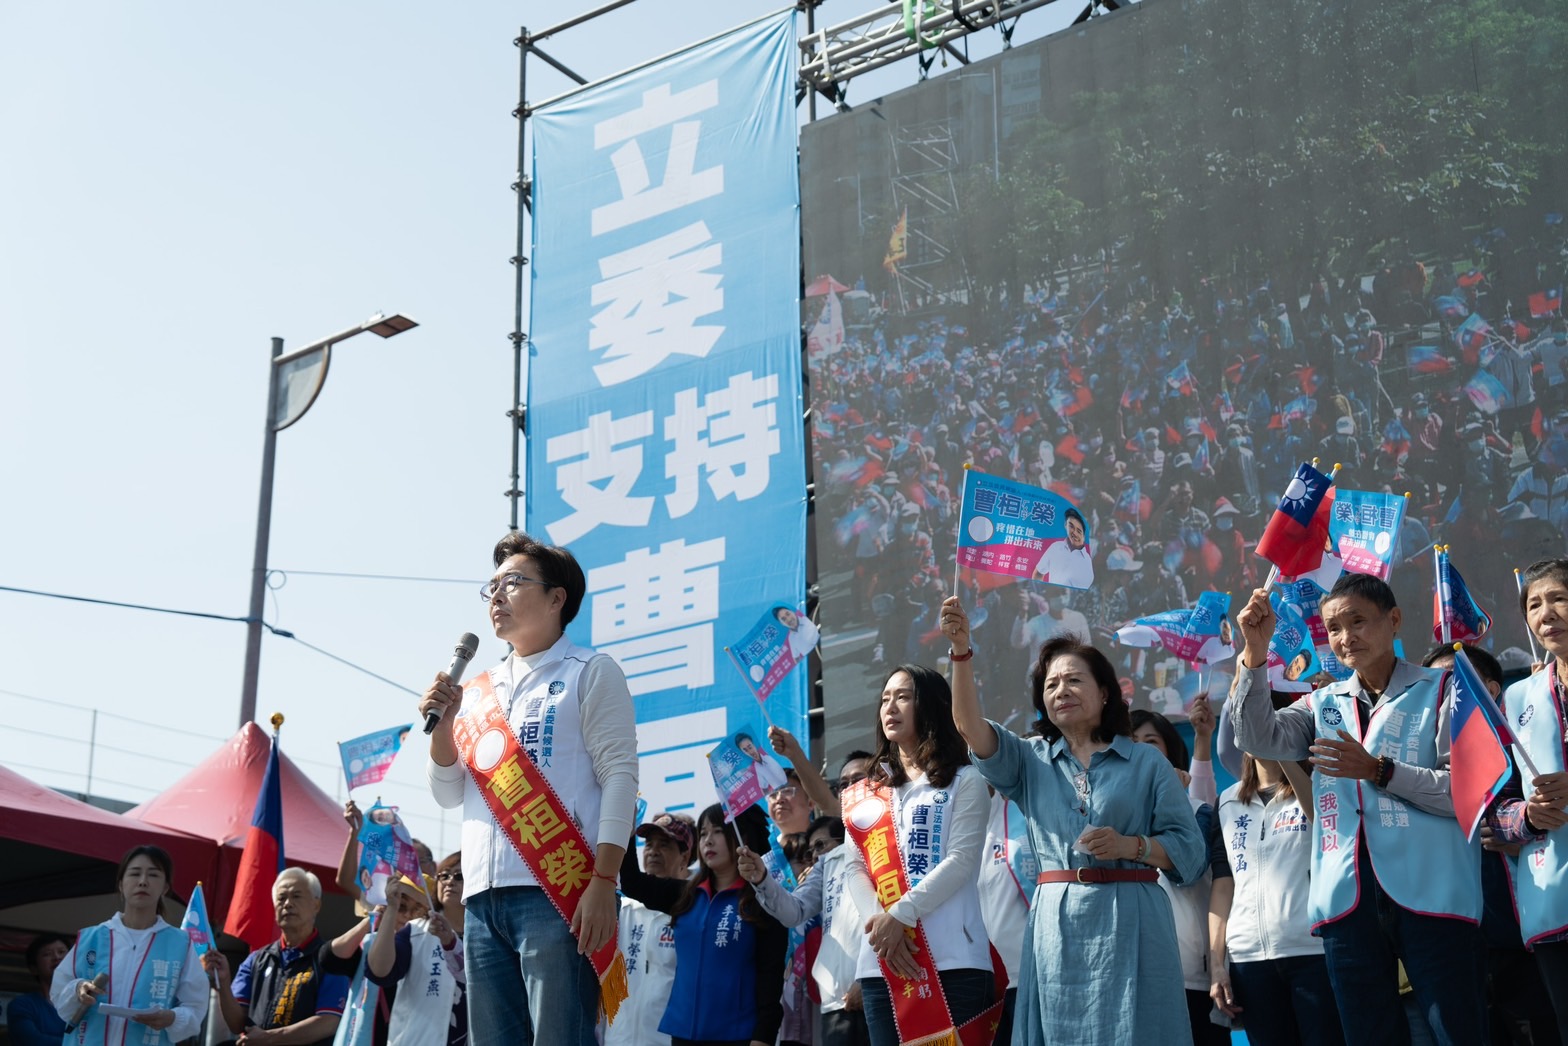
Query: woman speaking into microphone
51 845 210 1045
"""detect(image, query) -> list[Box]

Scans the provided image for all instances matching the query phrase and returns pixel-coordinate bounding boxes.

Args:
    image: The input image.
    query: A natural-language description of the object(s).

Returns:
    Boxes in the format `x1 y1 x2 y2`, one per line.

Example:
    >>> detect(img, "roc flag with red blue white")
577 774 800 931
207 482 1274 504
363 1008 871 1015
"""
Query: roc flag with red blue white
1257 463 1336 578
224 727 286 950
1455 314 1492 358
1529 287 1563 318
1449 647 1515 841
1166 360 1196 397
1434 549 1492 643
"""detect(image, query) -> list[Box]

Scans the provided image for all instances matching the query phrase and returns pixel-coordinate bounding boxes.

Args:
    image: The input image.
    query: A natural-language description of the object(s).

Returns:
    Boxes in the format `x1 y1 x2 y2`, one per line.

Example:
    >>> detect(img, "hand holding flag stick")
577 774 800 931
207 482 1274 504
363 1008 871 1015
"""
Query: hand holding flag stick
1258 461 1339 590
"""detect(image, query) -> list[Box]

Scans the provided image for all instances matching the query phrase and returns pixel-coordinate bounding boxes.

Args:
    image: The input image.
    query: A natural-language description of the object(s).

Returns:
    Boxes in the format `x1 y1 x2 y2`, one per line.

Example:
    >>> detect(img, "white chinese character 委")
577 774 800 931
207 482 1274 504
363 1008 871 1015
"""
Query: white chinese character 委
589 222 724 386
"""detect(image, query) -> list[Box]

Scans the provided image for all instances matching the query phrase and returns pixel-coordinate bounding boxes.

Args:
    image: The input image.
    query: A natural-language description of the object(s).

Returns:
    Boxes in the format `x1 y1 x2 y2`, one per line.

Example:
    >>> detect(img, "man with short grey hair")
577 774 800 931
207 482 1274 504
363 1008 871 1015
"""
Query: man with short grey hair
204 867 348 1045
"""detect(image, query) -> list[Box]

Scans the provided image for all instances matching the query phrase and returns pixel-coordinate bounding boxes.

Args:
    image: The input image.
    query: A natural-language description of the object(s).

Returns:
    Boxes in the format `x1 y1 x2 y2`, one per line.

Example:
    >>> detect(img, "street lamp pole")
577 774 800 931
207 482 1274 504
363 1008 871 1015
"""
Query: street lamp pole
237 313 418 728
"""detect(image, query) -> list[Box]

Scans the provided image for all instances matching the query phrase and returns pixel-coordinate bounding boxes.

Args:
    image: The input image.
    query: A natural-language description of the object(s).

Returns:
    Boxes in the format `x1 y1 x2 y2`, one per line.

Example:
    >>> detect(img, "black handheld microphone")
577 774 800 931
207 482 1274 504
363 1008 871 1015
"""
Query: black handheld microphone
423 632 480 734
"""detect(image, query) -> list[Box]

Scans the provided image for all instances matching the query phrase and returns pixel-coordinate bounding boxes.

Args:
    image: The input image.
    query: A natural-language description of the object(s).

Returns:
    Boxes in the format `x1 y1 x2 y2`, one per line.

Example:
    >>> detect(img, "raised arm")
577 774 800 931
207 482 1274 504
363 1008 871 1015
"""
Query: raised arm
941 595 996 759
1230 588 1316 761
336 800 363 899
768 726 839 817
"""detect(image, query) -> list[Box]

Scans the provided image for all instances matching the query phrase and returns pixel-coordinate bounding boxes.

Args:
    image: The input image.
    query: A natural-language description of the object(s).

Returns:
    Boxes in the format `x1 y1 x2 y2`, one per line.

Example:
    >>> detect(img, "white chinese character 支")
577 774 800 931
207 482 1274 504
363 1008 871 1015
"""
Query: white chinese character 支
544 408 656 544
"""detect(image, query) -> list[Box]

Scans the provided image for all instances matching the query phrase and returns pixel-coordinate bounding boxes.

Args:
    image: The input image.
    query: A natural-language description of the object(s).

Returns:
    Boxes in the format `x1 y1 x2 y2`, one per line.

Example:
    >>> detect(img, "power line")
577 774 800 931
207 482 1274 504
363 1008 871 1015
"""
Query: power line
0 583 417 697
274 569 480 586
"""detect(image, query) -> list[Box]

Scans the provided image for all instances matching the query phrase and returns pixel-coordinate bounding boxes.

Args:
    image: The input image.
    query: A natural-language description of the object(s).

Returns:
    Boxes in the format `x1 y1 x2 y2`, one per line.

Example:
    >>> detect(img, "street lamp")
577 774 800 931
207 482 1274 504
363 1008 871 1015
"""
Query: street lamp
238 313 418 727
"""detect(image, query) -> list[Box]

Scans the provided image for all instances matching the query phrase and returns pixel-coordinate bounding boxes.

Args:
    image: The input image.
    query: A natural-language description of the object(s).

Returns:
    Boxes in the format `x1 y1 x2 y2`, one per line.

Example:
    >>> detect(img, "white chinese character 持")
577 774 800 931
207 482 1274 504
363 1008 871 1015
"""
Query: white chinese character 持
591 81 724 236
665 371 781 517
544 409 656 544
587 538 726 645
589 222 724 386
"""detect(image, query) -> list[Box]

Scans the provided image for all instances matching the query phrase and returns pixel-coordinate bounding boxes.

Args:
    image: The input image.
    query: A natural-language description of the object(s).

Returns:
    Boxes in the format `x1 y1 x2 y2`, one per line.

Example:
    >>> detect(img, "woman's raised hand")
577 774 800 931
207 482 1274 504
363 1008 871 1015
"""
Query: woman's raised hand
940 596 971 656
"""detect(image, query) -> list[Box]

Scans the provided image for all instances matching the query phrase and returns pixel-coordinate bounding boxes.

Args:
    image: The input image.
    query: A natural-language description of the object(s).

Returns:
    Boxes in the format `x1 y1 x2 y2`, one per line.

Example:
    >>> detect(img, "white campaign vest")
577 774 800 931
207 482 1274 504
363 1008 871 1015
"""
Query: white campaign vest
1307 670 1480 926
1504 668 1568 946
854 766 990 980
1158 796 1214 990
813 844 862 1013
978 792 1032 982
387 920 459 1046
457 639 603 894
1216 784 1322 962
606 899 676 1046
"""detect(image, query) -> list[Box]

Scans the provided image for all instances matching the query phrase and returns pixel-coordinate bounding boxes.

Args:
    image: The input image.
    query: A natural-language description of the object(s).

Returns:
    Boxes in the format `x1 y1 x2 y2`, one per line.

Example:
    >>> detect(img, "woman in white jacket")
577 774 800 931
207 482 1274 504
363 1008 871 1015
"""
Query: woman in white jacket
1209 756 1345 1046
52 845 209 1046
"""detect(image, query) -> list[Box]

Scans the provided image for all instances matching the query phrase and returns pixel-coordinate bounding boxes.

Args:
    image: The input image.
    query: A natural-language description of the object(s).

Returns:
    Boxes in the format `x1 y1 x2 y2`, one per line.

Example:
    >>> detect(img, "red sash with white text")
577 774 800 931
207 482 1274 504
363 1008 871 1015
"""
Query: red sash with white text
454 671 627 1022
842 781 1007 1046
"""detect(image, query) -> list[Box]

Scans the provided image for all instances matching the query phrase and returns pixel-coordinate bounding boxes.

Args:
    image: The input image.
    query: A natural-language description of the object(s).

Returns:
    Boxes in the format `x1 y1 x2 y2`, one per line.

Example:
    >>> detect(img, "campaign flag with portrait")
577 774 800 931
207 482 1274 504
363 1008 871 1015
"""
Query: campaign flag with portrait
355 802 424 907
727 604 819 704
1328 489 1407 581
1267 591 1321 693
707 720 786 821
957 468 1093 589
1116 591 1231 664
180 881 214 958
337 724 413 792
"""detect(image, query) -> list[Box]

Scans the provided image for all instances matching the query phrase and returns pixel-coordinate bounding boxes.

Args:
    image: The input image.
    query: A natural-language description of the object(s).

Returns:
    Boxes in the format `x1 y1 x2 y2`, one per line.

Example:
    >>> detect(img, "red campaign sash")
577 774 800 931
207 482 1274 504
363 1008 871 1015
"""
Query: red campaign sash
453 670 627 1023
843 781 1008 1046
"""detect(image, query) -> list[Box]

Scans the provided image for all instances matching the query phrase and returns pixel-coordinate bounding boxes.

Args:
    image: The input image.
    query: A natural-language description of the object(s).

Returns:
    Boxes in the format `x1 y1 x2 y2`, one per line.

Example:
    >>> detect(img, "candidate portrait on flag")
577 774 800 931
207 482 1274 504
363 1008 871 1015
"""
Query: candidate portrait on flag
957 468 1094 588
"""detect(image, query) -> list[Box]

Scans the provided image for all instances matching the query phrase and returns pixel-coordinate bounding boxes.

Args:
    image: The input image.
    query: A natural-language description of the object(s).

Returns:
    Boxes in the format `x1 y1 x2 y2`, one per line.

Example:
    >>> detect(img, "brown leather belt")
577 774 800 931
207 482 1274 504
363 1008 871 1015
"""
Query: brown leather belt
1037 868 1158 884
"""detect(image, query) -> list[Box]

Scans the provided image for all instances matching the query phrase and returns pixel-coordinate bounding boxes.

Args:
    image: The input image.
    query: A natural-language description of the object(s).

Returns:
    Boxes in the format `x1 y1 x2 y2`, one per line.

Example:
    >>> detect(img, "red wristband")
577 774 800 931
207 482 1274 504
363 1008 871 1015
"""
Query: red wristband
949 647 974 662
592 870 617 886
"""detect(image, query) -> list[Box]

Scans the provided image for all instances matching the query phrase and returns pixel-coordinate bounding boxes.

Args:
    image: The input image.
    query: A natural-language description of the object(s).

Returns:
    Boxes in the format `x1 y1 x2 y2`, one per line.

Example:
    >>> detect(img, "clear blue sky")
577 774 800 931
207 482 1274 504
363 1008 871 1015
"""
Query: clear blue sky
0 1 1082 853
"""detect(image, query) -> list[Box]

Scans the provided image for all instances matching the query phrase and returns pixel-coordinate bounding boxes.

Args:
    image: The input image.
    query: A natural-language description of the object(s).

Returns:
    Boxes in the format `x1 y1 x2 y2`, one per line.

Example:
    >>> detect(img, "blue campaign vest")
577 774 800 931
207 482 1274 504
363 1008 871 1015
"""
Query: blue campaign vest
1503 667 1568 946
71 922 189 1046
1307 667 1481 927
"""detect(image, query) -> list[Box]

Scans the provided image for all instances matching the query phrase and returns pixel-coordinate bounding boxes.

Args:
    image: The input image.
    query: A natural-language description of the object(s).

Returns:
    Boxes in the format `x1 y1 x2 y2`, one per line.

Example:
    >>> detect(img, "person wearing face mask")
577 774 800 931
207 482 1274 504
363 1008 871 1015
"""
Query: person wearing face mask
52 846 209 1046
1508 426 1568 540
1214 425 1260 519
1206 499 1252 597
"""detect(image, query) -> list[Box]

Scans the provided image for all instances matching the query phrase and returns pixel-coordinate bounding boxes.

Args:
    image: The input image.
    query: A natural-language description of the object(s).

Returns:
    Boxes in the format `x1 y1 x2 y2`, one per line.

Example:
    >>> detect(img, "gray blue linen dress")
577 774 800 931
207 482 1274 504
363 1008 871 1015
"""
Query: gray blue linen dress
974 723 1205 1045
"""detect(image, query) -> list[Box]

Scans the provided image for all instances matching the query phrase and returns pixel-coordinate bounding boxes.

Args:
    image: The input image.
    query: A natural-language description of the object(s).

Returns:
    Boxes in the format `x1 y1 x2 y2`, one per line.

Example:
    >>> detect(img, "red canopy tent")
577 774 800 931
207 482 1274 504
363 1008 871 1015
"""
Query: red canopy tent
0 762 218 906
126 723 347 926
805 274 850 297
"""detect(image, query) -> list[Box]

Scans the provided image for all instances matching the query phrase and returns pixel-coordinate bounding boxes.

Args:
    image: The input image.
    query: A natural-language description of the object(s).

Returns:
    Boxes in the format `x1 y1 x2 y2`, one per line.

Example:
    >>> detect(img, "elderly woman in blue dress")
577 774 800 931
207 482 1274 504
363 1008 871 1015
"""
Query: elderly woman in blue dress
941 594 1205 1044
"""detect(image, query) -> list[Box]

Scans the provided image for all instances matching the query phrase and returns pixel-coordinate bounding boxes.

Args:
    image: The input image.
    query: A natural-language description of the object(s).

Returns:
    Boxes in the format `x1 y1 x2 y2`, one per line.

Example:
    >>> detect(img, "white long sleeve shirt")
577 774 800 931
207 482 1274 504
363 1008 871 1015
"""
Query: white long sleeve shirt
51 914 209 1043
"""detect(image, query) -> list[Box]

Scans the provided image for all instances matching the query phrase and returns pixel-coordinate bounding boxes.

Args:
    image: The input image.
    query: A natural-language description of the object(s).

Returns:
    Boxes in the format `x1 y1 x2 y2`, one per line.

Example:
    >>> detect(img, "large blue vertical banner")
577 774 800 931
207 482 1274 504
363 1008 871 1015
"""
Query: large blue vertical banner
526 11 805 819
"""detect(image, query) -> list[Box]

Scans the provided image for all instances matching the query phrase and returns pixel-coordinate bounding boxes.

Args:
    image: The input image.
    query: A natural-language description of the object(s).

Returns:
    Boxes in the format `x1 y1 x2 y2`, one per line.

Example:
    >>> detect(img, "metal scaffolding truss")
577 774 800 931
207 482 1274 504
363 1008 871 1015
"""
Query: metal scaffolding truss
798 0 1112 107
886 120 972 311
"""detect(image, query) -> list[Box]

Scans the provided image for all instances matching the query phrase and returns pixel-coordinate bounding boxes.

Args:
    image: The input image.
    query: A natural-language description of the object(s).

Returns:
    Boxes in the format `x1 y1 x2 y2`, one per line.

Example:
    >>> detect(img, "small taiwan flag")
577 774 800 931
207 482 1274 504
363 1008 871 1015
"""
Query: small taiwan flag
1529 287 1563 319
1257 463 1336 578
1448 647 1514 841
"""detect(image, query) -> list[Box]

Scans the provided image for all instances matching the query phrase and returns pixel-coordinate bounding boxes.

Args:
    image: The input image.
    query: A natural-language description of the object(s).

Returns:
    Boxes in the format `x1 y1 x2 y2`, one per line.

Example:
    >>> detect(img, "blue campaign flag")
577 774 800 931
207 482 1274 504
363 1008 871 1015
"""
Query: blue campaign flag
727 604 818 706
525 12 806 818
1328 489 1407 581
337 724 413 792
957 468 1093 589
179 882 215 958
1434 548 1493 644
1267 592 1320 693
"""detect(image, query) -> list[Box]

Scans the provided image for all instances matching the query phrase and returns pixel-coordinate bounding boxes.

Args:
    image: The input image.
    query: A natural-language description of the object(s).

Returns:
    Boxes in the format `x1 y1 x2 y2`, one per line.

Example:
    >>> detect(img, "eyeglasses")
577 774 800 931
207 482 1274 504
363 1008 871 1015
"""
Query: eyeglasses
832 770 869 795
808 837 840 856
435 871 463 883
480 573 554 602
1073 770 1092 817
767 786 799 802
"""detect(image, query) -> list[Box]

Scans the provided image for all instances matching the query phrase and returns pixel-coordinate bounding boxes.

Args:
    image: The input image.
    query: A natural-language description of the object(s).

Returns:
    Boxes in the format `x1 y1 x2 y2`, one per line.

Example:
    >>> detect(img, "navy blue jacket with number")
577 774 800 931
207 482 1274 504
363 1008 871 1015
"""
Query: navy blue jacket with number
619 846 788 1042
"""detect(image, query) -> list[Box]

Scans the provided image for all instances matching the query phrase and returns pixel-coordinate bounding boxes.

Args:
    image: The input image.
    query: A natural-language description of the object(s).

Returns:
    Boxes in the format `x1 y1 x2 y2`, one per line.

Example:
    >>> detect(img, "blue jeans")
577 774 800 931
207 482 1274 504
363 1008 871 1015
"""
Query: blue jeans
1318 849 1485 1046
464 885 603 1046
1230 955 1345 1046
859 969 994 1046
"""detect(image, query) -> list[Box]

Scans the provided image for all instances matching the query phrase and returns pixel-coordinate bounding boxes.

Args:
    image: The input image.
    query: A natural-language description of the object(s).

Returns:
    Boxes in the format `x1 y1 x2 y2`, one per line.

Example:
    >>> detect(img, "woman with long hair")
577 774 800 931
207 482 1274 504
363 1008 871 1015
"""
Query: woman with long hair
942 596 1205 1044
1209 756 1343 1045
50 845 210 1045
618 803 789 1046
1130 709 1231 1046
838 663 994 1046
